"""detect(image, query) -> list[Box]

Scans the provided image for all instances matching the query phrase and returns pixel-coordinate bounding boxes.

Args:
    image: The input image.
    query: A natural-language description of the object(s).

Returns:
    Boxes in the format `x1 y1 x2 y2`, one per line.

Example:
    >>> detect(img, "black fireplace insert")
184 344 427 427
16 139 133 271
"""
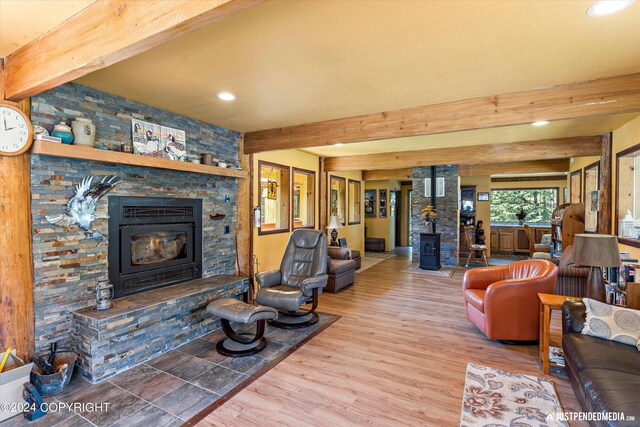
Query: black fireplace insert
108 196 202 298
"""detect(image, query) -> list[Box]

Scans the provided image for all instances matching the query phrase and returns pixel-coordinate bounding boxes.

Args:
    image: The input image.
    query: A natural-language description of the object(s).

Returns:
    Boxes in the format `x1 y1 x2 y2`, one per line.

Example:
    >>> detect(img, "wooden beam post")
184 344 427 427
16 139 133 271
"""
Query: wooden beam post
236 136 251 276
245 73 640 154
325 136 602 171
598 133 613 235
0 60 35 360
363 168 413 181
319 158 327 231
4 0 265 101
459 159 570 177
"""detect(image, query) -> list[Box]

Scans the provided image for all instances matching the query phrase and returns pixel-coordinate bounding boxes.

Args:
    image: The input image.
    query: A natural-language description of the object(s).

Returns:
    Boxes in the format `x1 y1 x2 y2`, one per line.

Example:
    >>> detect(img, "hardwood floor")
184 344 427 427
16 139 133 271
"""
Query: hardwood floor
198 253 585 426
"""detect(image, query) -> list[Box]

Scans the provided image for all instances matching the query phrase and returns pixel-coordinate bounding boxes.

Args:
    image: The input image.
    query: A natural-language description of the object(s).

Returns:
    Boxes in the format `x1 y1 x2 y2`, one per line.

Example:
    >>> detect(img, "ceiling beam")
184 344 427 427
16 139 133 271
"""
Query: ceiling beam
459 159 570 177
3 0 264 101
324 136 601 171
362 169 412 181
244 73 640 154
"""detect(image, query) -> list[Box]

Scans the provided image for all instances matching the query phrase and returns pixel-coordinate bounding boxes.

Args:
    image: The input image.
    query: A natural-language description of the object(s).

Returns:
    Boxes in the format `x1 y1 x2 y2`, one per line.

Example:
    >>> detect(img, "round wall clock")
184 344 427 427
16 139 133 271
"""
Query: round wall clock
0 102 34 156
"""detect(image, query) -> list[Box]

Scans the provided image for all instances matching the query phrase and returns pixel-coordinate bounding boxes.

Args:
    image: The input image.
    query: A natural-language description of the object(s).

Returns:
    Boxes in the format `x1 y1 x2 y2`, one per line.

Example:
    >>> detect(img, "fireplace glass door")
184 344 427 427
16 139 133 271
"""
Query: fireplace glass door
121 224 194 275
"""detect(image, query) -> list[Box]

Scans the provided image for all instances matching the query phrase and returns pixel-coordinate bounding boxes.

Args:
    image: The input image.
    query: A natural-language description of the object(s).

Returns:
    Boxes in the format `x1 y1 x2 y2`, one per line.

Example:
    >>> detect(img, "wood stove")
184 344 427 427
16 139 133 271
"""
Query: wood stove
108 196 202 298
419 233 441 270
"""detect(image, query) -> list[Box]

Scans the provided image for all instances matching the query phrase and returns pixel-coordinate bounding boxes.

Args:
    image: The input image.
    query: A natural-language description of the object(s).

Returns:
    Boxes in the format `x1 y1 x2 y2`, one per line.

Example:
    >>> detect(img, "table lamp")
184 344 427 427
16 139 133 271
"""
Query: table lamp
573 234 621 302
326 215 342 246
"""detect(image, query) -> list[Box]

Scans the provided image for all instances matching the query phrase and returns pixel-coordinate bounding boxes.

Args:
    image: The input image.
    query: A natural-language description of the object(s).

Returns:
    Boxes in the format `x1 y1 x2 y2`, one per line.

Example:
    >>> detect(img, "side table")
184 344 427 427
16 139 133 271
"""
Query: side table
538 293 582 374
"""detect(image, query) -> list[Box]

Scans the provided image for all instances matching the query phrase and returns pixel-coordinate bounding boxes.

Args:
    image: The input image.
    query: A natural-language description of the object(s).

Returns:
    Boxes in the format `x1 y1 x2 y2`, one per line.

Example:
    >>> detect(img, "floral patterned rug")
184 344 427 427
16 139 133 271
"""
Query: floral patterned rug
460 363 567 427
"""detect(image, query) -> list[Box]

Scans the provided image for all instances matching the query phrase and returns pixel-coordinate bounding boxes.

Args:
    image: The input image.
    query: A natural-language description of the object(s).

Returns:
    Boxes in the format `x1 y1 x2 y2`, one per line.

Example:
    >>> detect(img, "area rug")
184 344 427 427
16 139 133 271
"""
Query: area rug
364 251 397 259
356 256 385 273
403 263 457 277
460 363 567 427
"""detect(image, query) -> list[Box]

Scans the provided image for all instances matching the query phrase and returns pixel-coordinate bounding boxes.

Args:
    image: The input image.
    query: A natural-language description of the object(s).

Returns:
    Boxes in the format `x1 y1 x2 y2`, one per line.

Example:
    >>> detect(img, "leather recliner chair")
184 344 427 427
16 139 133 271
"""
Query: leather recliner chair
256 229 329 328
463 260 558 341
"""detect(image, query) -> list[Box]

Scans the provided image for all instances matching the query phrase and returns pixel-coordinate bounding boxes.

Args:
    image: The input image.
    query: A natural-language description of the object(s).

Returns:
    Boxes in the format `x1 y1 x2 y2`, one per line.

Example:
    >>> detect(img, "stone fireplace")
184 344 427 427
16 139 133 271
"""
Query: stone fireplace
30 82 241 356
108 196 203 298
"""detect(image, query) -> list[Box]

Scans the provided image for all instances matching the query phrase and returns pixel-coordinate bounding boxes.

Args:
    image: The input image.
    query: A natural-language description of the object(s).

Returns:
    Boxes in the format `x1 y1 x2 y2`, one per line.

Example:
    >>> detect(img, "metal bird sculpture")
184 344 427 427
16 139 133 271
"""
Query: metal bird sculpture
46 175 122 239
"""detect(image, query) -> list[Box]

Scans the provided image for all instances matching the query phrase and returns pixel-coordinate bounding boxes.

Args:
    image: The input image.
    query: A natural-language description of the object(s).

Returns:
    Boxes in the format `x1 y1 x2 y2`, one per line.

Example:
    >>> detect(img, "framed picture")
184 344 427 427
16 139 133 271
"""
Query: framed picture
161 126 186 161
131 119 161 156
338 238 347 247
379 189 387 218
364 189 376 217
477 192 489 201
424 177 445 197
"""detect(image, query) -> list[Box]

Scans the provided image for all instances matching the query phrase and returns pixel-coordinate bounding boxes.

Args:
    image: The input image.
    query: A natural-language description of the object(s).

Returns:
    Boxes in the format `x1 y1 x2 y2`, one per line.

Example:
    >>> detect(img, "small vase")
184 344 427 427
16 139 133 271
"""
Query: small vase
71 117 96 146
518 219 524 226
425 222 434 234
51 121 74 144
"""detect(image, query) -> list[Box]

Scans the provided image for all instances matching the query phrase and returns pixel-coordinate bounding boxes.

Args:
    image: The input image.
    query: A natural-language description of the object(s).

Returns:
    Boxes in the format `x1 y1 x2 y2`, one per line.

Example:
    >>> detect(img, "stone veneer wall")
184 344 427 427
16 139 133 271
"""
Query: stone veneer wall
30 83 241 352
411 165 459 266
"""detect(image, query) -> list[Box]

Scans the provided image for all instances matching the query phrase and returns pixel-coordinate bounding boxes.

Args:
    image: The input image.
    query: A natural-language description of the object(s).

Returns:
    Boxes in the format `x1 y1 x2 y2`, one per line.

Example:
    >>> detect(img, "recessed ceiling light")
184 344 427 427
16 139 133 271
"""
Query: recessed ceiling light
334 143 344 146
217 92 236 101
532 120 549 126
587 0 635 17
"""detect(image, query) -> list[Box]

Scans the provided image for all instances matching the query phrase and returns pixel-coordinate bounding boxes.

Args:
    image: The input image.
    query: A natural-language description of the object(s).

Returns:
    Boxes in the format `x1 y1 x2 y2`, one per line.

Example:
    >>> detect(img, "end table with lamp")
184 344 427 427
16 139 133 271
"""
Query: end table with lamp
573 234 621 302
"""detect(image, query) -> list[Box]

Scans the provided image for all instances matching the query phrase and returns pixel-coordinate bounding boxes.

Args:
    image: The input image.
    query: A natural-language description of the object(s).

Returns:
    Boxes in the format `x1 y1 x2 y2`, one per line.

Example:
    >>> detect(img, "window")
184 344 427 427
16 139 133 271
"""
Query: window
292 168 315 229
583 161 599 233
329 175 346 225
616 144 640 246
490 188 558 224
348 179 362 225
259 161 290 235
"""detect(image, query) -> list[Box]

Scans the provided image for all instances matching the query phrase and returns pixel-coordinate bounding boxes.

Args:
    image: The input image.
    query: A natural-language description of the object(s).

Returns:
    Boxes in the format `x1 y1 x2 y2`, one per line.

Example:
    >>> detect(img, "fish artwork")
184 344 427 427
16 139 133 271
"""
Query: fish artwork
45 175 123 239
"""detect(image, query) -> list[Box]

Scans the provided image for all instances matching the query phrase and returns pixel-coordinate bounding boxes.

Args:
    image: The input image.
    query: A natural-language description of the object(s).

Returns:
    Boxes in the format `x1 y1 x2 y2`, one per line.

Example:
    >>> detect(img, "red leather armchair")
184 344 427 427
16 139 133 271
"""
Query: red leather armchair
463 260 558 341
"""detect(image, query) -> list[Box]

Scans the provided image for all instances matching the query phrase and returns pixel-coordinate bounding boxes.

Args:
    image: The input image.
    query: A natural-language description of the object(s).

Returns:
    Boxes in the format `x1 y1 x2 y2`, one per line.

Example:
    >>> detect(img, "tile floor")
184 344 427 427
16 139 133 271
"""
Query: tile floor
0 314 338 427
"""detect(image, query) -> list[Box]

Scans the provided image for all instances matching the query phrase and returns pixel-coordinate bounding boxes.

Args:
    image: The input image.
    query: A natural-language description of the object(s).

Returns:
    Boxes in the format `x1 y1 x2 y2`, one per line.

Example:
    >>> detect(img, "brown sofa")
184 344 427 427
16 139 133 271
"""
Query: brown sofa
463 260 558 341
327 247 356 293
562 300 640 426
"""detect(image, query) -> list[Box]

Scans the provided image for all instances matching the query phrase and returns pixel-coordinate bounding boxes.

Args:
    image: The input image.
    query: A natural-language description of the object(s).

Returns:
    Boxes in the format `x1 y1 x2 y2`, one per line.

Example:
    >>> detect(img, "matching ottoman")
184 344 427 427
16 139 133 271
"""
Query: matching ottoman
365 238 385 252
206 298 278 357
327 259 355 293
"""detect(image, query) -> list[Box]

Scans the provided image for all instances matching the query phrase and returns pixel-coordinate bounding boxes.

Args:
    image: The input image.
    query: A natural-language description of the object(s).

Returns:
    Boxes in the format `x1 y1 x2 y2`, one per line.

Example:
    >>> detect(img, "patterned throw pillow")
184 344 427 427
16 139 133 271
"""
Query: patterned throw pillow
582 298 640 349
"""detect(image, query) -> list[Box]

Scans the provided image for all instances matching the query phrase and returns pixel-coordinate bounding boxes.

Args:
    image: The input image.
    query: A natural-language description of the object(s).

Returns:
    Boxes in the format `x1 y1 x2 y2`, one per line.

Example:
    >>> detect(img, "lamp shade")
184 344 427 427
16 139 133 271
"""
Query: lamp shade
326 215 342 229
573 234 621 268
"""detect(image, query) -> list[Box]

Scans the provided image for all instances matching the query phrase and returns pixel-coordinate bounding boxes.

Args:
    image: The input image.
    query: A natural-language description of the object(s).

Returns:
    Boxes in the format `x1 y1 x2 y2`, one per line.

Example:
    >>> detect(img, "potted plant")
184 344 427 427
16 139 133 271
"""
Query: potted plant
516 209 527 226
421 205 437 233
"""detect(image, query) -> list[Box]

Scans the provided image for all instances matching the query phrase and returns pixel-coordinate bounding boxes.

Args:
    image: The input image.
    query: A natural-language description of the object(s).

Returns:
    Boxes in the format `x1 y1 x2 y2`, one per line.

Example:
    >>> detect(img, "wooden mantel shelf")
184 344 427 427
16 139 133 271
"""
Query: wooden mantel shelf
31 141 247 179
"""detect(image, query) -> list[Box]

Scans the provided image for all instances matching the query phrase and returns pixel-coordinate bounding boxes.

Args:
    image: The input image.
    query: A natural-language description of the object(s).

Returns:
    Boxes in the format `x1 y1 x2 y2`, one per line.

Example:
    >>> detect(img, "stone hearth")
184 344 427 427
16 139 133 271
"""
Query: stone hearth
72 276 248 383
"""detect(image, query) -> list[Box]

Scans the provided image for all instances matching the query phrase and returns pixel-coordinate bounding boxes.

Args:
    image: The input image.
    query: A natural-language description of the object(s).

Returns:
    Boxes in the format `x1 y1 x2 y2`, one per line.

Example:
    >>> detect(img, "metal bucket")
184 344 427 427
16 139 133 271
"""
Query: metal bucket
30 352 77 396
